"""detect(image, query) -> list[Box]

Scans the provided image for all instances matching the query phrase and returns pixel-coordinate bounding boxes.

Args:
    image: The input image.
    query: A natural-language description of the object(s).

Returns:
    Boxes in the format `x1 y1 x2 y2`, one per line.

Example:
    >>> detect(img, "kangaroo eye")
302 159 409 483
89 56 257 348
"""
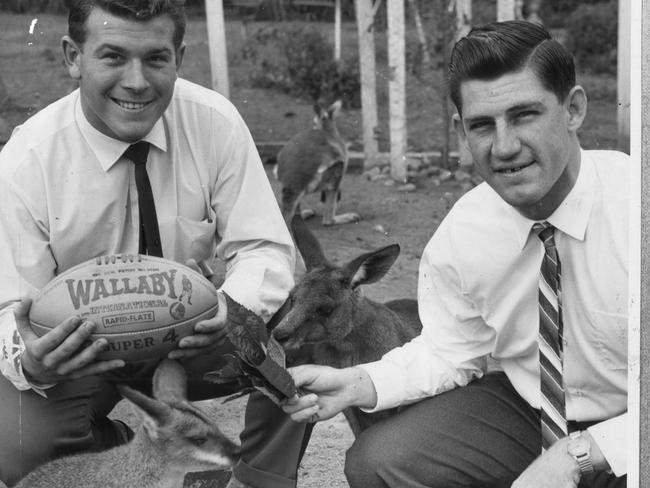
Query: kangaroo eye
189 436 207 446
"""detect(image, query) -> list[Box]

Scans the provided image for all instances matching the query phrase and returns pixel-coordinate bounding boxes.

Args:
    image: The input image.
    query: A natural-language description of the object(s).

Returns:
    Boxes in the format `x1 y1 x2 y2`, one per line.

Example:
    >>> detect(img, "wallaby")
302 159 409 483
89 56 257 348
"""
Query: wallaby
271 216 422 435
274 100 361 226
15 359 239 488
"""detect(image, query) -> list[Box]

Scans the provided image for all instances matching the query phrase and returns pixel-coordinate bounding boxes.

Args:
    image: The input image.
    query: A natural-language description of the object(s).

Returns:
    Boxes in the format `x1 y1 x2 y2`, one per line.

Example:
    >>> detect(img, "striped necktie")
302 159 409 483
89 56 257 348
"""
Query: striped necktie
533 222 567 450
123 141 163 257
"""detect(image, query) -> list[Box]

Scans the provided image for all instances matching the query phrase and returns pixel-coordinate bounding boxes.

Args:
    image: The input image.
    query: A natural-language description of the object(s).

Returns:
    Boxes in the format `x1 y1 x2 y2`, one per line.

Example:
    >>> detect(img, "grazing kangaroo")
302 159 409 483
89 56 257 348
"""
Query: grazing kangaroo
15 359 239 488
274 100 361 226
271 216 422 435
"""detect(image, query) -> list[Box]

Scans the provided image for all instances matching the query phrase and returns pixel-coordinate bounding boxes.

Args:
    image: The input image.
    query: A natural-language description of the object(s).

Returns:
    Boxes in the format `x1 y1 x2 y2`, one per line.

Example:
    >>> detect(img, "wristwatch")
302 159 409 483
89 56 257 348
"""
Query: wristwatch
567 431 595 475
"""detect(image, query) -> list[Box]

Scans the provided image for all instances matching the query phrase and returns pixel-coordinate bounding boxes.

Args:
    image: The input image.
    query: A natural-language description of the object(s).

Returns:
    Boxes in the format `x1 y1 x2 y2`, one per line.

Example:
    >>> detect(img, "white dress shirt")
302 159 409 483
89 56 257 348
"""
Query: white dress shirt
360 149 629 475
0 78 295 391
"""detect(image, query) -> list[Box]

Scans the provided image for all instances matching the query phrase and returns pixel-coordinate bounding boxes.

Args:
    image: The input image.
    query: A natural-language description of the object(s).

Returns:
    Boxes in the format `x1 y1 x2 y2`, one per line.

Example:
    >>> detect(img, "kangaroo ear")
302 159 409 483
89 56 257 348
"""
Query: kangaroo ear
291 215 328 270
328 100 342 118
342 244 400 289
118 385 171 437
152 359 188 403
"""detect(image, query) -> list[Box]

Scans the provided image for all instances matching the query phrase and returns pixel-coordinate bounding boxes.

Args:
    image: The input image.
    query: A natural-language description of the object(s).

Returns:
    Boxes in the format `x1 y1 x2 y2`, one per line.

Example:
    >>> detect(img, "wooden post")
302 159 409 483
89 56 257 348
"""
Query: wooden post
334 0 342 60
355 0 379 168
205 0 230 98
617 0 631 153
497 0 516 21
387 0 406 181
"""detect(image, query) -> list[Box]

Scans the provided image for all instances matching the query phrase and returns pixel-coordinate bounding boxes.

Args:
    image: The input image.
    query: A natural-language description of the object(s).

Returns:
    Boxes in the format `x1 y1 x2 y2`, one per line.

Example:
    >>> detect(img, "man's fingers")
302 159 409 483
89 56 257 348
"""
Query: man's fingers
288 364 329 389
68 359 126 380
282 393 319 414
291 404 320 423
14 298 38 342
30 316 89 359
54 335 109 375
184 258 201 273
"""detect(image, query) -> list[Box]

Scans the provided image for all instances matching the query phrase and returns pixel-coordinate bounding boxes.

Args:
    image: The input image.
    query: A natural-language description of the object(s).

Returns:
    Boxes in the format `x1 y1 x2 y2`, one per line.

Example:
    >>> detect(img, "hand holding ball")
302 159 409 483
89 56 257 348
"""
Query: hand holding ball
29 255 220 362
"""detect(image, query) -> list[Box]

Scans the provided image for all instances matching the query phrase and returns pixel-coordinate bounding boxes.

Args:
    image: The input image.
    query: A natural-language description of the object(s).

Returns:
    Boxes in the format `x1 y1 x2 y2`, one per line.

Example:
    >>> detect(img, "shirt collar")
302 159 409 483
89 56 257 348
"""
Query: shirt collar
74 94 167 171
510 149 594 250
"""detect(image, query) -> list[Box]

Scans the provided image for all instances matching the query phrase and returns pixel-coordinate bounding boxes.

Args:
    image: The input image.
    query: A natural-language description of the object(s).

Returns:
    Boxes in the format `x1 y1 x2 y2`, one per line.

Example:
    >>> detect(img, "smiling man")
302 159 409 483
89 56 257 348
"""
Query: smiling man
0 2 310 488
282 21 629 488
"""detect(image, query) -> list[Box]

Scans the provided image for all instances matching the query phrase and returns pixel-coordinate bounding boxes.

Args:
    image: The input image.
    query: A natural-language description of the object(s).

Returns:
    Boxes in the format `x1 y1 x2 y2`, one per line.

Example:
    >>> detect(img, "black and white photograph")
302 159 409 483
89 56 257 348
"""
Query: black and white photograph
0 0 642 487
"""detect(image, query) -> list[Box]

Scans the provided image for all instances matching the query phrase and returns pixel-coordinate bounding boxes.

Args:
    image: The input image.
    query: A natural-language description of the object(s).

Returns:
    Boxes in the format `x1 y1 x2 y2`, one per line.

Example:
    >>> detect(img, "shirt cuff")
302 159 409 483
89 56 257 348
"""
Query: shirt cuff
357 359 409 412
587 413 626 476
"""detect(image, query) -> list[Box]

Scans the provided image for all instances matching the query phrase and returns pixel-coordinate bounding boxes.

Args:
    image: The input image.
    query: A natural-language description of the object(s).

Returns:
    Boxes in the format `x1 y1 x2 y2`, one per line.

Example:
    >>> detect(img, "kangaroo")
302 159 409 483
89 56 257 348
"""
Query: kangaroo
271 216 422 435
15 359 239 488
274 100 361 226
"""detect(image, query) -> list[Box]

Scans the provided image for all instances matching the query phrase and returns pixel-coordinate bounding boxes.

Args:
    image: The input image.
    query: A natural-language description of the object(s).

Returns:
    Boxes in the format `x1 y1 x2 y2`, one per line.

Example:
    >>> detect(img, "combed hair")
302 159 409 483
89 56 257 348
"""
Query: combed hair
448 20 576 115
65 0 187 49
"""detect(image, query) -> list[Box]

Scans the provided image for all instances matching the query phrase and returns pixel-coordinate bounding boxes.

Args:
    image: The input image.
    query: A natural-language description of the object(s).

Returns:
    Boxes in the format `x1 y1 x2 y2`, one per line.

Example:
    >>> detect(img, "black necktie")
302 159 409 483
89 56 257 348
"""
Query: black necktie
123 141 163 257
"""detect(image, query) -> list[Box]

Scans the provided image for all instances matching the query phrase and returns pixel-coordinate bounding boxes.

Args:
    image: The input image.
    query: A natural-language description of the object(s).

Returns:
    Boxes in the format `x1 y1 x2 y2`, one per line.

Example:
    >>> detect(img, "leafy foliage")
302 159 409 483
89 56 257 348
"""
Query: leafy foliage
564 1 617 75
241 24 361 107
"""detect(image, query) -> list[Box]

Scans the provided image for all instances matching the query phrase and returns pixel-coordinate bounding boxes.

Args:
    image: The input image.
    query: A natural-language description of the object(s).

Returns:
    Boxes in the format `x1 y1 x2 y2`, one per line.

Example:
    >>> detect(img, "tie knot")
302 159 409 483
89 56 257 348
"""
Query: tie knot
533 222 556 247
123 141 150 166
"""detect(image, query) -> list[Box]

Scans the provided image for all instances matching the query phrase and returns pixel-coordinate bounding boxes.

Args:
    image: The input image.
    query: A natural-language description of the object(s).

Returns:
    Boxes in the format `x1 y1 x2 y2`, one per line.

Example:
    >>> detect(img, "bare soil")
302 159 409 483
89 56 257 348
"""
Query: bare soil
0 13 620 488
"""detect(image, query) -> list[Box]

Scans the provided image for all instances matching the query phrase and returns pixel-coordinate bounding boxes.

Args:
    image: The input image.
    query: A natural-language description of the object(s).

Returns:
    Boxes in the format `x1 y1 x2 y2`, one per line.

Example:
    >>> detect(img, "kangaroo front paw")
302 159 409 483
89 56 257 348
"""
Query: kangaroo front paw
300 209 316 220
323 213 362 226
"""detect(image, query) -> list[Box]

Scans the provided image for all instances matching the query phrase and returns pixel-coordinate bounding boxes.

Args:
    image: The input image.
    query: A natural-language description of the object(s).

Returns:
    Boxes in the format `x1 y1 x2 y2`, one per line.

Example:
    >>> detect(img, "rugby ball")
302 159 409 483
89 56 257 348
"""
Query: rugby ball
29 254 220 362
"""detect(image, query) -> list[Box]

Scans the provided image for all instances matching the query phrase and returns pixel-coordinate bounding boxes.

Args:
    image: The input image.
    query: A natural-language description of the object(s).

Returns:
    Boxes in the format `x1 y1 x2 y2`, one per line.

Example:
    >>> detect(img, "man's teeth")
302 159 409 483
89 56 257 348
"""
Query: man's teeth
115 100 149 110
498 164 529 173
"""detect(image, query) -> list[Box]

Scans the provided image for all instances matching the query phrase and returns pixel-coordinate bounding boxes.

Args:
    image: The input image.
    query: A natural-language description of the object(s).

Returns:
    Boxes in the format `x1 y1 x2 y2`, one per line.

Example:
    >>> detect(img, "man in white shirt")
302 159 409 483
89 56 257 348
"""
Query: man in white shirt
0 1 309 487
282 21 628 488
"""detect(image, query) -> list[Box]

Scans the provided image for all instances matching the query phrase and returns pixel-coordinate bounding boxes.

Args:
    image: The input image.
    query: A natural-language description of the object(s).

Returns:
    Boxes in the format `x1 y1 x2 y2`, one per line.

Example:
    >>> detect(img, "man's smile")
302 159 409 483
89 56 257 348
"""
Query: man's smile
110 97 153 111
493 161 535 175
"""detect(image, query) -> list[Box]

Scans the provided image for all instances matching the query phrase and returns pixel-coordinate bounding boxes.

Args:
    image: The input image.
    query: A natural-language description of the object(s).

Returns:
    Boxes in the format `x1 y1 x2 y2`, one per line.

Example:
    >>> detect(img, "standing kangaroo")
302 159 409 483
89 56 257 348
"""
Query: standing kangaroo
271 216 422 435
15 359 239 488
274 100 361 226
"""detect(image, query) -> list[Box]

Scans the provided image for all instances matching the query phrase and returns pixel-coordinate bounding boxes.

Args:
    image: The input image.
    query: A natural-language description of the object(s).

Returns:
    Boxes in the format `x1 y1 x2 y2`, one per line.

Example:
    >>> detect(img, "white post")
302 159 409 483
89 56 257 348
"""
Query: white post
454 0 472 41
355 0 379 168
334 0 342 61
497 0 516 21
205 0 230 98
617 0 631 153
387 0 406 181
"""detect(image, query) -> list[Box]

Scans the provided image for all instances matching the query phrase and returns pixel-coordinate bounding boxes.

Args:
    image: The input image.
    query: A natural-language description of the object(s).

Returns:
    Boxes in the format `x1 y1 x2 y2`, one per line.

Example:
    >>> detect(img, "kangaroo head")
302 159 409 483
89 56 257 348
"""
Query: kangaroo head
117 359 239 472
273 217 400 359
312 100 342 133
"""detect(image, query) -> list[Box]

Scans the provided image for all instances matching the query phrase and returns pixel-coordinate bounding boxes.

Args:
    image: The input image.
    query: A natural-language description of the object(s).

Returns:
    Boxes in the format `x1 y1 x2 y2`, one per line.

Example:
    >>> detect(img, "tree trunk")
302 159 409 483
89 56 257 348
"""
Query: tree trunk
205 0 230 98
355 0 379 168
387 0 406 181
497 0 516 21
407 0 431 68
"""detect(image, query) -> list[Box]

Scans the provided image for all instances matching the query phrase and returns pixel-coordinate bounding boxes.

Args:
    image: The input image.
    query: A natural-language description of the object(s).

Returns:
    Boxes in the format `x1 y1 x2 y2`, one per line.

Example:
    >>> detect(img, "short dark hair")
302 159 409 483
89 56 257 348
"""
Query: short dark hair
65 0 187 49
448 20 576 115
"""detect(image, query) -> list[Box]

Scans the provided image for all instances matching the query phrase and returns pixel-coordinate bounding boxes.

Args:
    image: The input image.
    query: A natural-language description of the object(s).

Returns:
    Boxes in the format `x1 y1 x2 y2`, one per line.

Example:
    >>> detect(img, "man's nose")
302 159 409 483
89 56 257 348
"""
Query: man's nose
491 124 521 160
121 60 150 91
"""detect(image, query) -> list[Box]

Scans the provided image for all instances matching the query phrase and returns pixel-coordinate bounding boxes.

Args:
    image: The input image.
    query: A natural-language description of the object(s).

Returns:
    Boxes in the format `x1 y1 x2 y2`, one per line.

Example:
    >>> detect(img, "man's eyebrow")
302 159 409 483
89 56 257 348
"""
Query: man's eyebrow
506 101 545 114
95 43 173 55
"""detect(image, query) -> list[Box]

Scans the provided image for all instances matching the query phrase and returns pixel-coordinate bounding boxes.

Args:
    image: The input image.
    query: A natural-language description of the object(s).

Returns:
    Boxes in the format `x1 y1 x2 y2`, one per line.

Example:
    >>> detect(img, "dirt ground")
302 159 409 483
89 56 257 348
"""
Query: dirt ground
0 13 620 488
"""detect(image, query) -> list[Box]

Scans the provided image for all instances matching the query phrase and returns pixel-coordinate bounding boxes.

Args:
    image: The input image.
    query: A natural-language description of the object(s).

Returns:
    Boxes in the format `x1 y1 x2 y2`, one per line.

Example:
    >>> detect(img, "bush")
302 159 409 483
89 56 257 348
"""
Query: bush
241 25 361 108
565 1 617 75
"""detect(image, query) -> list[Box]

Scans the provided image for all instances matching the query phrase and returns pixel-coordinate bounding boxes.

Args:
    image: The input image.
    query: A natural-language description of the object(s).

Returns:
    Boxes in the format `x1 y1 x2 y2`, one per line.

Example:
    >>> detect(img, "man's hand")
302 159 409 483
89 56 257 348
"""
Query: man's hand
168 259 228 359
15 299 125 384
512 437 580 488
282 365 378 423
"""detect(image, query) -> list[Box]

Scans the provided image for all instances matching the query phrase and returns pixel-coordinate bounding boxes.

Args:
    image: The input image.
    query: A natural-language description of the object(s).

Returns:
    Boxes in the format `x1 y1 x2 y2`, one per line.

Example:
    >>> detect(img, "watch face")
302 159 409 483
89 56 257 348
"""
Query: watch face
568 436 590 456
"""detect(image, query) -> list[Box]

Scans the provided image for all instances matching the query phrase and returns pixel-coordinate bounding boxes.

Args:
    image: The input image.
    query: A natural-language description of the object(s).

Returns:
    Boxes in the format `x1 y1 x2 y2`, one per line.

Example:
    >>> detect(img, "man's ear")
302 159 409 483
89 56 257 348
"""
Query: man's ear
565 85 587 133
175 43 186 72
61 35 82 80
452 113 474 167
